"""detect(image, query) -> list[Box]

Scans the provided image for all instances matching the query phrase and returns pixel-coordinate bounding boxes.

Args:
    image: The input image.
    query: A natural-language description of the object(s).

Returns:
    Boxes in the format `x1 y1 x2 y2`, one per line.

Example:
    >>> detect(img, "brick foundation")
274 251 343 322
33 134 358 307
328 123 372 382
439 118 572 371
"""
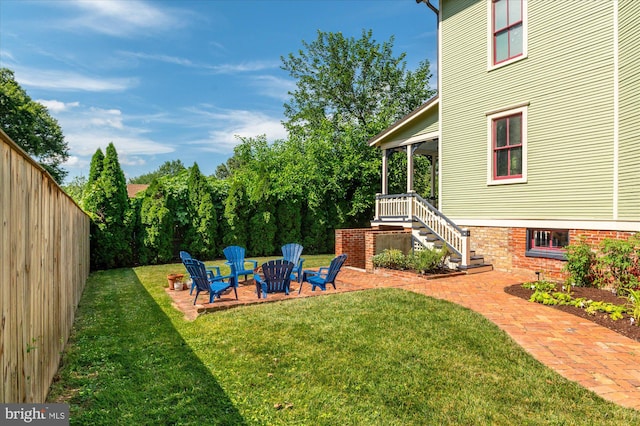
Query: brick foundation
335 228 368 269
336 227 410 272
339 225 637 282
464 225 636 282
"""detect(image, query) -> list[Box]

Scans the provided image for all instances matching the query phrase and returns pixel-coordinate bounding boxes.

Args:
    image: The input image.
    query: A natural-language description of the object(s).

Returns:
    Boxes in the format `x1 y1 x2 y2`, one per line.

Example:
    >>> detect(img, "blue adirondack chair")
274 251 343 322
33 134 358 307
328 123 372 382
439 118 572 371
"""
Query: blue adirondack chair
299 254 348 294
179 251 222 295
223 246 258 286
281 243 304 282
254 260 294 299
183 258 236 305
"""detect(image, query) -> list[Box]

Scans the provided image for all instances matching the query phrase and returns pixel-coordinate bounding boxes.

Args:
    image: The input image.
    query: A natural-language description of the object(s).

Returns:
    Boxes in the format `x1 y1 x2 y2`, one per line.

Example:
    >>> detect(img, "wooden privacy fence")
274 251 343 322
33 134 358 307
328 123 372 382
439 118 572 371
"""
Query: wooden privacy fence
0 129 90 403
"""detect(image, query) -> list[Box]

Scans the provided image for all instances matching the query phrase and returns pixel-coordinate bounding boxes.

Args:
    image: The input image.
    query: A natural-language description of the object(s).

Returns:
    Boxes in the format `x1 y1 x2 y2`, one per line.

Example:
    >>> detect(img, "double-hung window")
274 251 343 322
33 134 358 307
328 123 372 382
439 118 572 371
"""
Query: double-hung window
494 113 522 179
487 104 527 185
489 0 527 69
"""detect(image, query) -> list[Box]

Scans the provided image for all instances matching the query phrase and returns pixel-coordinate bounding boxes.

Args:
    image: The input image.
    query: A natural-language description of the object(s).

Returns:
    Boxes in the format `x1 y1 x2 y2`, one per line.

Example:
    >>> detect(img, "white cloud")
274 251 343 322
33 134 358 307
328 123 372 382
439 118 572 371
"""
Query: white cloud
208 61 280 74
65 0 184 37
0 49 15 61
63 155 85 168
185 106 287 153
88 108 124 129
36 99 80 113
118 51 195 67
47 103 175 161
16 67 137 92
250 75 296 101
119 155 146 167
118 51 280 74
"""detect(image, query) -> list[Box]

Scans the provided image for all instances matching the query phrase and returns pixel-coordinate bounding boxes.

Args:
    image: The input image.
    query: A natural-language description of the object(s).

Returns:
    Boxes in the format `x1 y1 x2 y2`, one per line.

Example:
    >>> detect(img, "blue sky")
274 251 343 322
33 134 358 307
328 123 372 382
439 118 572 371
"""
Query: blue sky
0 0 438 183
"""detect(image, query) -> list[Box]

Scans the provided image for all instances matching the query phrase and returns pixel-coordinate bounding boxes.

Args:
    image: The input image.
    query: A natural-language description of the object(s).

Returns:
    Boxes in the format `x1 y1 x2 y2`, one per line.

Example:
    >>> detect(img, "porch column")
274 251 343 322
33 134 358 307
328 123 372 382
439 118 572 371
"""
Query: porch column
381 148 389 195
430 155 437 199
406 144 414 192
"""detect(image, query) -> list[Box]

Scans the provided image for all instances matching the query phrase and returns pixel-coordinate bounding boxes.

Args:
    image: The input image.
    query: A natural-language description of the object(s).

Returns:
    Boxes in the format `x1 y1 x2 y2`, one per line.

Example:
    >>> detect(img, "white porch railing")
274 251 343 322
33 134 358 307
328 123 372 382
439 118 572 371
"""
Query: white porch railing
374 193 471 267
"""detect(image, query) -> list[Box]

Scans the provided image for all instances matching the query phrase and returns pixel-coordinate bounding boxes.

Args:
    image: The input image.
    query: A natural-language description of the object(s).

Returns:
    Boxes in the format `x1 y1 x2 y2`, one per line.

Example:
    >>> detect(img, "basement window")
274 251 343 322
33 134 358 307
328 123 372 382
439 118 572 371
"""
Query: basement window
526 229 568 260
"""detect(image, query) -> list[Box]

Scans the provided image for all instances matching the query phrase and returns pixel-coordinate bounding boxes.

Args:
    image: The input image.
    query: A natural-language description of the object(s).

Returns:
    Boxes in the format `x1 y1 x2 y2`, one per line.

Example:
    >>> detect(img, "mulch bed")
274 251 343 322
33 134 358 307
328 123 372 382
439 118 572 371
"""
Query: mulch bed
504 284 640 343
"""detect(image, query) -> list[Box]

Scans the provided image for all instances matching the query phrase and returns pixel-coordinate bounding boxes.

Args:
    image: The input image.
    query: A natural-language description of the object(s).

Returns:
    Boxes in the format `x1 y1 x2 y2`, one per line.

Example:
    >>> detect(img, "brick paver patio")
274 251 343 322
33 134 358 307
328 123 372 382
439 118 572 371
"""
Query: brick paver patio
165 267 640 410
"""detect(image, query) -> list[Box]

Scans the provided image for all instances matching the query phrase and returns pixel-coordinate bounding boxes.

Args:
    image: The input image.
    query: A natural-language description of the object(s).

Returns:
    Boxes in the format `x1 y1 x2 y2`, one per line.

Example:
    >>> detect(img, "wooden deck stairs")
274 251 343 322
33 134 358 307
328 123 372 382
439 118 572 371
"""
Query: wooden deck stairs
374 192 493 274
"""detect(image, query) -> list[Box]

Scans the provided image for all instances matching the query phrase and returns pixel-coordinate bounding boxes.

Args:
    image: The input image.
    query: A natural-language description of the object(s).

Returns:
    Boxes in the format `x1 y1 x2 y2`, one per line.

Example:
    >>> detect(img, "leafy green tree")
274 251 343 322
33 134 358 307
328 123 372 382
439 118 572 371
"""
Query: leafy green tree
208 177 230 256
160 169 190 246
223 136 276 252
387 151 435 199
84 143 131 269
62 175 87 206
281 30 435 231
0 68 69 183
223 180 250 249
275 198 302 248
87 148 104 186
185 163 218 259
80 148 105 211
281 29 433 137
138 179 174 264
249 201 277 256
129 159 186 184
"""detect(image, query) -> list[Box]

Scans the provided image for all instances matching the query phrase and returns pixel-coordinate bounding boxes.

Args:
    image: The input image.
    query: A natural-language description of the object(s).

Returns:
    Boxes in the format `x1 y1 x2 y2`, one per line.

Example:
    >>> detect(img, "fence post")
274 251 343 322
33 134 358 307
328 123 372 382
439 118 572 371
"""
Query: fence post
374 193 380 220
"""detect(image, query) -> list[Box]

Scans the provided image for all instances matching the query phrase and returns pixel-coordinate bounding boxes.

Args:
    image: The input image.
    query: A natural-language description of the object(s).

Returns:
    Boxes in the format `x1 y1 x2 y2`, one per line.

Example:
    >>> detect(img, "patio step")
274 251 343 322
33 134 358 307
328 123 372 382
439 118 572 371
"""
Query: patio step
449 254 485 266
457 263 494 274
411 220 492 275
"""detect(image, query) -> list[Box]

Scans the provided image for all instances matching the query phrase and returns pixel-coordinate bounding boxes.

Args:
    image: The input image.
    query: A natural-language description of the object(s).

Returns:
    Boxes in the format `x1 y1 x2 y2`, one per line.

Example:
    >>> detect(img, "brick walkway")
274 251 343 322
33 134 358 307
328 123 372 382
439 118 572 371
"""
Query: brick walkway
166 267 640 410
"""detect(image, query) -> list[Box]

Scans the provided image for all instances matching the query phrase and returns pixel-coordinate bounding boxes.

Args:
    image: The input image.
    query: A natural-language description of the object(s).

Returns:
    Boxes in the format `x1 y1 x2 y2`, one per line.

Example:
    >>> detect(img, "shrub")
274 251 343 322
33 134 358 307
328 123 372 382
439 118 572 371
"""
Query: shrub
371 249 409 270
408 247 448 273
563 237 596 287
626 288 640 326
594 235 640 296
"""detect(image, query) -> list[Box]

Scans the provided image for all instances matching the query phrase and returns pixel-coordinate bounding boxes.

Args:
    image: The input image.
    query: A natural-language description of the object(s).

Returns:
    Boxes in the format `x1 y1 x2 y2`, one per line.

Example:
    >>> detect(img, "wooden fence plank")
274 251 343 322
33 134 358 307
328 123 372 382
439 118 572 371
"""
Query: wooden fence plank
0 130 89 403
1 139 10 402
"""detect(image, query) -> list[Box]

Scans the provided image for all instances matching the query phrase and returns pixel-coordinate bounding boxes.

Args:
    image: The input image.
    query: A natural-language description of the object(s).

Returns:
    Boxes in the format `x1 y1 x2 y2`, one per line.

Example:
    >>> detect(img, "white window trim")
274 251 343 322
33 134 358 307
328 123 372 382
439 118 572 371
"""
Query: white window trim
486 105 528 185
487 0 528 71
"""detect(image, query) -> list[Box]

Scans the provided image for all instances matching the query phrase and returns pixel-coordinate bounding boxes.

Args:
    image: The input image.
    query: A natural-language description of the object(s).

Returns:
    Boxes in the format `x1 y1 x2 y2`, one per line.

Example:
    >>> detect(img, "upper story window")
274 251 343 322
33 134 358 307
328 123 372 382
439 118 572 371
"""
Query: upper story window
489 0 527 69
494 113 522 179
486 104 528 185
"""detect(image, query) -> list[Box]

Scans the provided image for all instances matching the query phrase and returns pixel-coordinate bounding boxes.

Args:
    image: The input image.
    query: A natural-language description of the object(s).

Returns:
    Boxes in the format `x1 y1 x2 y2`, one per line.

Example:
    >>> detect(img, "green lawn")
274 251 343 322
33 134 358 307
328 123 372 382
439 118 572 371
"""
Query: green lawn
48 257 640 425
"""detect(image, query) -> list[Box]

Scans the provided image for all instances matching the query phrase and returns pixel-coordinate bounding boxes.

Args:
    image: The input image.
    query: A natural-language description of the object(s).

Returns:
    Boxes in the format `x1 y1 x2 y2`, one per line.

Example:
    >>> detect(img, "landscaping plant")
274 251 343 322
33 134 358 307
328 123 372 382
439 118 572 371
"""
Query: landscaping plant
371 248 409 270
563 236 596 287
408 247 448 273
523 282 631 321
626 288 640 326
594 235 640 296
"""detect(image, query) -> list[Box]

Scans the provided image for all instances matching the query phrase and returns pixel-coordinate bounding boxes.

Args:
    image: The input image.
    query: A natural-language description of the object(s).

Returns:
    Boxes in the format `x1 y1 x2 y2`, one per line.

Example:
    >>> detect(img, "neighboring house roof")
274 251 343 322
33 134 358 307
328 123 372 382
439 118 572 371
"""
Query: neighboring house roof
126 184 149 198
368 95 439 148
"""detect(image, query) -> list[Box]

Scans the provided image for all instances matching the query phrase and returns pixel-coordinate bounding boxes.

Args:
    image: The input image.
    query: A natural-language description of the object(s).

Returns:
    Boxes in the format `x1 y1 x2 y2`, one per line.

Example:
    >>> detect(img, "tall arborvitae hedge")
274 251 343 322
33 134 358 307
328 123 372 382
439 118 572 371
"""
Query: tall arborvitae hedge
275 197 302 249
302 203 330 255
248 200 277 256
223 180 250 249
85 143 131 270
81 148 103 210
208 177 229 257
185 163 218 259
138 179 174 264
87 148 104 186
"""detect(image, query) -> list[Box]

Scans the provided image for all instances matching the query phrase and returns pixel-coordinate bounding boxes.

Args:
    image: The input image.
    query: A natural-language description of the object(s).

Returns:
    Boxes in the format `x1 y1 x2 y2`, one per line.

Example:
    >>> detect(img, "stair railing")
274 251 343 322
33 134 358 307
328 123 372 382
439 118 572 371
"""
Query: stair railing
375 193 471 267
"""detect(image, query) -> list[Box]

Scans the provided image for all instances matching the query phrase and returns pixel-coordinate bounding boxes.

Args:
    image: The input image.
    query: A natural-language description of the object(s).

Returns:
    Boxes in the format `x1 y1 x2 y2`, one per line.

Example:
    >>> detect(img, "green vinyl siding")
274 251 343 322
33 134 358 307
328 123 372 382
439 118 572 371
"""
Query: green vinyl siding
394 106 439 141
440 0 615 220
618 0 640 220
